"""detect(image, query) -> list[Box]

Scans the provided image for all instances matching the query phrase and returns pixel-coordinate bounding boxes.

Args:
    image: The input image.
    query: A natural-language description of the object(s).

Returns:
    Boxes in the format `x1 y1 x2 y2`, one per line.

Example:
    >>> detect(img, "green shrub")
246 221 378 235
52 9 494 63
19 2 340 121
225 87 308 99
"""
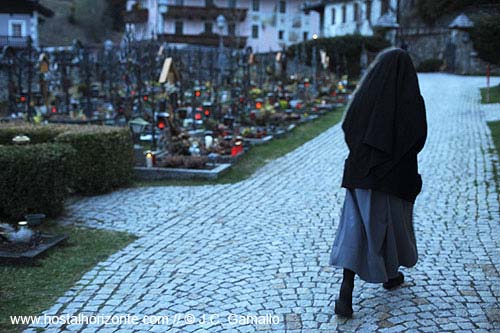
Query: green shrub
0 124 134 196
417 58 444 72
0 143 76 220
55 126 134 194
471 13 500 65
287 35 391 77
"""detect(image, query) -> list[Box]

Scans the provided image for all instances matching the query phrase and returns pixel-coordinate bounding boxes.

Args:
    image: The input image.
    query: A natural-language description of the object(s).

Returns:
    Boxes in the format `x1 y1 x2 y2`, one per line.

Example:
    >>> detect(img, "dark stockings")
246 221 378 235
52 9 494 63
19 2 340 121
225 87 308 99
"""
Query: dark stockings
335 268 355 317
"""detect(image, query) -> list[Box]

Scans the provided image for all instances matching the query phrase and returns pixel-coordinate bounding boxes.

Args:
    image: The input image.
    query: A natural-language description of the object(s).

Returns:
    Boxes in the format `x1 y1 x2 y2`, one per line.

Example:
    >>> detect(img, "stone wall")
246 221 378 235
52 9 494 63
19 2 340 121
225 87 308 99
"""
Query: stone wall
398 2 500 75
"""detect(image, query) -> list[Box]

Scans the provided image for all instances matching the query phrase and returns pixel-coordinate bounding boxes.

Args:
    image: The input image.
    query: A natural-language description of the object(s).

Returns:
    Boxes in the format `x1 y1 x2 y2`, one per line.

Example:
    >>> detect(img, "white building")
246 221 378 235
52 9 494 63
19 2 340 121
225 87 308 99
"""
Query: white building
0 0 54 49
303 0 399 42
124 0 320 52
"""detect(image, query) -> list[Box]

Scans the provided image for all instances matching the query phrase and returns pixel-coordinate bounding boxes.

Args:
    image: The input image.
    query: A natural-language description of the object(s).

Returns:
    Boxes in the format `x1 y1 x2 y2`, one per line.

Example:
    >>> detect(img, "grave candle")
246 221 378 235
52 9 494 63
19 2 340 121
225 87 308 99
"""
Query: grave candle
145 151 154 168
205 135 213 149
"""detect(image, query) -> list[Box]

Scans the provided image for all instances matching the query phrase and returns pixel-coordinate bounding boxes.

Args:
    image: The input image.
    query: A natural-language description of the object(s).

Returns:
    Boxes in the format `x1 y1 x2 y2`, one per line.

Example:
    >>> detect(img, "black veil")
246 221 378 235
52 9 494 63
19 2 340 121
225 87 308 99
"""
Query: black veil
341 48 427 182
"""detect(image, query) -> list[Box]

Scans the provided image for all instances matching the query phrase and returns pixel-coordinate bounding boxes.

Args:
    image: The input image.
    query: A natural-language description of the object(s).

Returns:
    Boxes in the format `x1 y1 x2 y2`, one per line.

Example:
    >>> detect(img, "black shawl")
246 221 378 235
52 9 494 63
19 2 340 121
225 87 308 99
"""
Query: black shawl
341 48 427 203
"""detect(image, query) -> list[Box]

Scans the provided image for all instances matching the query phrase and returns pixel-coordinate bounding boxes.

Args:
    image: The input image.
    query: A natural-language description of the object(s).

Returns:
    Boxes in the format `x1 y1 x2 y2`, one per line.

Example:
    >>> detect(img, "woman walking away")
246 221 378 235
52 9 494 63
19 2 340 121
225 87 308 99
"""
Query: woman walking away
329 48 427 318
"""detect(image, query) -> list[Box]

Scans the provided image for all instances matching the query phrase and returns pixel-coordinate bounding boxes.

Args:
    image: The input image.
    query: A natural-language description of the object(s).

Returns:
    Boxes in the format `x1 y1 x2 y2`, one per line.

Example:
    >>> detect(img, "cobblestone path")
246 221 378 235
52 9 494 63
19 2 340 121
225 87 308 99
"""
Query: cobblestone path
27 74 500 332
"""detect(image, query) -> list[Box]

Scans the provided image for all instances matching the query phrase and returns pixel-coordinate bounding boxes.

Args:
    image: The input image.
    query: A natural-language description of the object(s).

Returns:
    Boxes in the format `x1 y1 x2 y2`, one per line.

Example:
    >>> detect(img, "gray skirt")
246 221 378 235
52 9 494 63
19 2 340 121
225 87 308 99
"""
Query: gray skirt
329 188 418 283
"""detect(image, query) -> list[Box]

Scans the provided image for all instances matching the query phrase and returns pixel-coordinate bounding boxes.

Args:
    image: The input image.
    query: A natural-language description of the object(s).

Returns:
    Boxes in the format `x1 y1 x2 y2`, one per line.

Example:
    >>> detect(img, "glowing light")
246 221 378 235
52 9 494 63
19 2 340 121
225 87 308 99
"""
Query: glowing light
145 151 154 168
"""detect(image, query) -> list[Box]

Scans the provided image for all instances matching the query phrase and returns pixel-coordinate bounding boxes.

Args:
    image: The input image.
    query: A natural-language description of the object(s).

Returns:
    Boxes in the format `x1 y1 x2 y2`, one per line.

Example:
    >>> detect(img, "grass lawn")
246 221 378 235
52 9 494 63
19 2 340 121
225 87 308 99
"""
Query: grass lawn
480 85 500 104
0 221 136 333
488 121 500 195
134 108 344 187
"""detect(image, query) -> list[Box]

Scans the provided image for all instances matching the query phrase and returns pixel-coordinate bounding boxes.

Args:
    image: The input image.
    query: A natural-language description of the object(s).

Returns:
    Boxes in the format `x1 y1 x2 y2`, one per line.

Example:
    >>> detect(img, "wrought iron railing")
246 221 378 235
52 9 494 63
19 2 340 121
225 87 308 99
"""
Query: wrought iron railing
0 35 29 48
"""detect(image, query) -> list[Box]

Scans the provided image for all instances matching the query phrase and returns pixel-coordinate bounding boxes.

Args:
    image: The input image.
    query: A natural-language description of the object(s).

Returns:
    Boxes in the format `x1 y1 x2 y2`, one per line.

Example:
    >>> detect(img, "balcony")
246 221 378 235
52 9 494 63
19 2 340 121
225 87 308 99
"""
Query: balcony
158 33 247 48
163 5 247 22
123 8 149 24
302 1 326 13
0 35 30 48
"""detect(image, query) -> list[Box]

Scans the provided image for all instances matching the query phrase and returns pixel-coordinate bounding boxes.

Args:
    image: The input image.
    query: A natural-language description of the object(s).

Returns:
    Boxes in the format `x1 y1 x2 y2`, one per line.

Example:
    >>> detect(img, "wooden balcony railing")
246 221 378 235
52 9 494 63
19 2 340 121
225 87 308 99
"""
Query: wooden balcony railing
0 35 29 48
158 33 247 48
163 5 247 22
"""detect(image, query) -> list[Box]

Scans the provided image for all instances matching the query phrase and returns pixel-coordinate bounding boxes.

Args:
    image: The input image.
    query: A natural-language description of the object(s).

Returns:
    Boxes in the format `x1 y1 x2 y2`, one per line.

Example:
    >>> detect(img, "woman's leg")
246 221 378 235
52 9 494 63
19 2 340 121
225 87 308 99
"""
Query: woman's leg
335 268 355 317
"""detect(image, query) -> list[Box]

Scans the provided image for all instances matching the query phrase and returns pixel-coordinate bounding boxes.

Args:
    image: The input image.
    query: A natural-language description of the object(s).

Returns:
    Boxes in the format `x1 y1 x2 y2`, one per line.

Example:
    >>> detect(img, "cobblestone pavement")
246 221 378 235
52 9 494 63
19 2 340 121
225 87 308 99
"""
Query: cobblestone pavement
26 74 500 333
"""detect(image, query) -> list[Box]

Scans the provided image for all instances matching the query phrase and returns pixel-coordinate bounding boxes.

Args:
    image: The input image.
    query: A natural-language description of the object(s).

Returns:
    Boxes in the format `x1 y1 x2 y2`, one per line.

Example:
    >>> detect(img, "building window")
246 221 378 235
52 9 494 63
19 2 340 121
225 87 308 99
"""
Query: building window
9 21 25 37
303 31 308 41
228 0 236 8
252 0 259 11
354 3 359 22
366 0 372 20
175 21 183 35
278 30 284 40
175 0 183 5
204 21 213 34
11 23 22 37
342 5 346 23
252 25 258 38
205 0 214 7
331 8 336 25
279 0 286 13
228 23 236 36
381 0 389 15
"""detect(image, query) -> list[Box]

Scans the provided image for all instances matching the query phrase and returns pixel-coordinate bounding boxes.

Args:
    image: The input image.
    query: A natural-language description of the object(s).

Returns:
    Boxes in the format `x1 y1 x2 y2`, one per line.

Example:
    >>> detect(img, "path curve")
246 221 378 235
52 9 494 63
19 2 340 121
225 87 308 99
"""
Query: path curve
26 74 500 333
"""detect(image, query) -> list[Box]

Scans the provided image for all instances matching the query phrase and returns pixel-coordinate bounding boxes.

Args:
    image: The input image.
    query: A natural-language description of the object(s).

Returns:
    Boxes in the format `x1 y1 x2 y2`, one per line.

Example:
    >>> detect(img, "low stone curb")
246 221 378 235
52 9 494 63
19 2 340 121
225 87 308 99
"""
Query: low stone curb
134 163 232 180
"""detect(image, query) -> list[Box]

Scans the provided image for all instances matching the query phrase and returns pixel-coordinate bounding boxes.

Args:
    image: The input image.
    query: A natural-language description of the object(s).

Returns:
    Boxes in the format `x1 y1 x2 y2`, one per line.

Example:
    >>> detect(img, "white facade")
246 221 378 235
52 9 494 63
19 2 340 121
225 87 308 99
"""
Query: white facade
321 0 398 38
0 12 39 47
125 0 320 52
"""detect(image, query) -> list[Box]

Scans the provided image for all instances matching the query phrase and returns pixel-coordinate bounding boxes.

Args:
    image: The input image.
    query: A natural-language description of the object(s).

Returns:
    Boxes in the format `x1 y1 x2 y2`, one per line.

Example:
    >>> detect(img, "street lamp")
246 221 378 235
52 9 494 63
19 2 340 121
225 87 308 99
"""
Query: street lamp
216 14 227 86
129 117 149 147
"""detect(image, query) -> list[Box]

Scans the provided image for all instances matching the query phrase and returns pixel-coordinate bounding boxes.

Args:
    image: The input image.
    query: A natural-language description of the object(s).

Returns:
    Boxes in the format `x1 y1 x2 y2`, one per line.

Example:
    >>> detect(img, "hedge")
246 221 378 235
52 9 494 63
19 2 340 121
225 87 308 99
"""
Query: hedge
287 35 391 77
55 126 134 195
0 143 76 220
0 124 134 219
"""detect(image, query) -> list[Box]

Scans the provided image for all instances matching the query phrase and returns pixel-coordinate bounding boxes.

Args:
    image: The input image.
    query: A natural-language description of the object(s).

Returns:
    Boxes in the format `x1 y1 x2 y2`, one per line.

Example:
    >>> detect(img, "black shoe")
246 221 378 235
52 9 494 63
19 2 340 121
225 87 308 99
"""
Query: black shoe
334 298 353 318
334 282 353 318
383 272 404 290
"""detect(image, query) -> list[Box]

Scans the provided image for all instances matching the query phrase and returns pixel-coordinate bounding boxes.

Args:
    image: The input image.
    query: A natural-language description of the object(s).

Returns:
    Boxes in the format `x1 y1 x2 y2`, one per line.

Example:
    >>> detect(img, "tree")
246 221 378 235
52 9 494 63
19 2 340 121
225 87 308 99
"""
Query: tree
105 0 126 32
471 13 500 65
287 35 390 77
416 0 499 24
75 0 113 42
